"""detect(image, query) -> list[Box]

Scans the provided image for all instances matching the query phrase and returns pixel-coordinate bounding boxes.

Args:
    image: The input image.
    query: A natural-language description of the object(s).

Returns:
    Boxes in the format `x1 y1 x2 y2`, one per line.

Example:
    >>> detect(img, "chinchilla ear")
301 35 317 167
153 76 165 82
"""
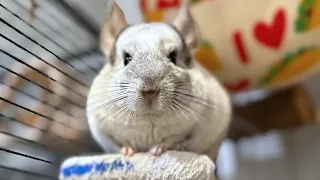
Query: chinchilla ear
100 1 128 59
172 5 199 50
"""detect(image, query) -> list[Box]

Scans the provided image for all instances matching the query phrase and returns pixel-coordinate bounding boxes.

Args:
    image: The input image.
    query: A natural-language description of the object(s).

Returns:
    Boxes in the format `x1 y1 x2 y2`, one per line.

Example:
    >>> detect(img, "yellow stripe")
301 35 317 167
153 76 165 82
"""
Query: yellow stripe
309 0 320 30
270 50 320 85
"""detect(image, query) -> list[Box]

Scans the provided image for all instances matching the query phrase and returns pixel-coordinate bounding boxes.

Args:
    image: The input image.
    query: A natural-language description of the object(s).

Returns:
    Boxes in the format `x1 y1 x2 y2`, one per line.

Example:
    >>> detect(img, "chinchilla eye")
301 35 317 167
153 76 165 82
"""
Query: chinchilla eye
123 52 132 66
168 50 177 64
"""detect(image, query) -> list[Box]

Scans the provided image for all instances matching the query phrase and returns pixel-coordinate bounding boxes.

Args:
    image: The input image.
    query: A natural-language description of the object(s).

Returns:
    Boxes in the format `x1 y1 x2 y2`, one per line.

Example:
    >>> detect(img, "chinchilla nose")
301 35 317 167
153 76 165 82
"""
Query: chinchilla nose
140 88 160 98
139 78 160 99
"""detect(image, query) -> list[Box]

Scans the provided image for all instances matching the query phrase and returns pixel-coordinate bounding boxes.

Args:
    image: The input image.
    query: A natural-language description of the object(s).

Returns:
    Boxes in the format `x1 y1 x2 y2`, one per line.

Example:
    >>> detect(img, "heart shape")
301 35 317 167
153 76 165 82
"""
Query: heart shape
254 9 286 49
158 0 181 9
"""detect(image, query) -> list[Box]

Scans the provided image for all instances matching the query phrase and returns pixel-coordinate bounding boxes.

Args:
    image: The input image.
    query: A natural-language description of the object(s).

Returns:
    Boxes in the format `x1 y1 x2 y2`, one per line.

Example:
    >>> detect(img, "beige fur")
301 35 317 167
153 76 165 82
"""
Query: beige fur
86 1 231 161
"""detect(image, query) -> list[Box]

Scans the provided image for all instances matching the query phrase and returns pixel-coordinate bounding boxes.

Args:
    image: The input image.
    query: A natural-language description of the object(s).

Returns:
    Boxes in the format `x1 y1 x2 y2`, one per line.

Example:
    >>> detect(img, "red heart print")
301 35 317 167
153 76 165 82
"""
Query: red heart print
158 0 181 9
254 8 286 49
224 79 250 92
233 31 249 64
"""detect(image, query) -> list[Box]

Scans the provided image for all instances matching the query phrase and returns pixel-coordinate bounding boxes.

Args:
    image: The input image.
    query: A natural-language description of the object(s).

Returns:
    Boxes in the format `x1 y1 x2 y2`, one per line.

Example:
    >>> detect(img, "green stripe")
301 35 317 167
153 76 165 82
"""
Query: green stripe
295 0 315 32
200 40 212 48
260 47 316 85
189 0 197 4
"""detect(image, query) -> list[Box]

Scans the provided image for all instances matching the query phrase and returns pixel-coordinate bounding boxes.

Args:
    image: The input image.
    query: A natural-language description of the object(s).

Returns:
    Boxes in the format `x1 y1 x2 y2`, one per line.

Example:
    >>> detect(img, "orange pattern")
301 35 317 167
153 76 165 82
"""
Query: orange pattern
269 49 320 86
194 40 222 72
144 9 164 22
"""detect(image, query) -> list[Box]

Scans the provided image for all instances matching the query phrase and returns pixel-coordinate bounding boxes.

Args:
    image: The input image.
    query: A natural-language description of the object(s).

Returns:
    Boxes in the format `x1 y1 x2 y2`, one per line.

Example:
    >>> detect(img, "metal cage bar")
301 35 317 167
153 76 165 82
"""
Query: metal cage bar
0 0 104 179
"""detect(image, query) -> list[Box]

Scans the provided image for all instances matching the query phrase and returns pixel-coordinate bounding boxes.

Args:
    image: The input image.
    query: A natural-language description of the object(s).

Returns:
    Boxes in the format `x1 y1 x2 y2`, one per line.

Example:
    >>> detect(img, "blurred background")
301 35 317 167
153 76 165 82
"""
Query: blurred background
1 0 320 180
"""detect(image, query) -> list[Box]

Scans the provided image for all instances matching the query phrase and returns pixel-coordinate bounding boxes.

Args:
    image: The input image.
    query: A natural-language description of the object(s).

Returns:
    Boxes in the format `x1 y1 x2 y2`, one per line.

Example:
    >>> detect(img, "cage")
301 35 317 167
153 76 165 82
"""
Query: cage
0 0 110 179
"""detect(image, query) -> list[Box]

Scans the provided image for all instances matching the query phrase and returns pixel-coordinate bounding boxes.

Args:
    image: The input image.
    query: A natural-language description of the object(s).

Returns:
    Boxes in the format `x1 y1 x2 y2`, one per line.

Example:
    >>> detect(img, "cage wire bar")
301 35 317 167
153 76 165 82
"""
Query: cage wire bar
0 0 105 179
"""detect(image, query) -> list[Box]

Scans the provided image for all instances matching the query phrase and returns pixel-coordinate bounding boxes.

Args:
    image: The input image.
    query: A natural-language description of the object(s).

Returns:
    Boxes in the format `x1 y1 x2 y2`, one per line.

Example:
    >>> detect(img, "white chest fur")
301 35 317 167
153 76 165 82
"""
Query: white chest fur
95 112 196 151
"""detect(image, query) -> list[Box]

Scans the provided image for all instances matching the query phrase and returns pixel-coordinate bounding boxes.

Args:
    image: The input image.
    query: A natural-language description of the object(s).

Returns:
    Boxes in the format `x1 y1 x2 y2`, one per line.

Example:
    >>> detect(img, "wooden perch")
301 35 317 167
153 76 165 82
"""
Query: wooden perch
228 85 316 140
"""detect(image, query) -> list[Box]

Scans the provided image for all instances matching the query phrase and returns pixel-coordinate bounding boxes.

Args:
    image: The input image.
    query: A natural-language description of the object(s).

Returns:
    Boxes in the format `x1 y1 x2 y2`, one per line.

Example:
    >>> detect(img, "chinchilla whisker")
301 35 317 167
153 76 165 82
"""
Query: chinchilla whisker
123 99 137 125
112 97 133 122
108 76 132 84
92 95 128 110
91 85 131 91
95 87 137 95
172 81 192 88
99 79 132 86
102 74 131 81
106 90 134 96
91 89 130 96
125 106 136 125
163 105 170 121
170 102 180 112
111 105 126 121
174 90 223 111
105 85 136 90
171 98 190 121
102 85 132 88
100 81 130 85
99 88 135 93
174 79 203 87
163 98 175 112
174 88 224 110
99 100 127 117
173 97 207 122
122 95 136 111
89 98 127 109
110 90 137 94
87 96 112 107
160 98 173 123
170 102 183 121
102 82 132 86
89 93 131 104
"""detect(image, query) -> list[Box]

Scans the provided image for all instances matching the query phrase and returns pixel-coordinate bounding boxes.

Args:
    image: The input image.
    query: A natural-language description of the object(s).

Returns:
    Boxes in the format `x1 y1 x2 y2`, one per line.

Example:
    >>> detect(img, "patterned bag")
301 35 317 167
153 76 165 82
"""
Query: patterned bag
139 0 320 92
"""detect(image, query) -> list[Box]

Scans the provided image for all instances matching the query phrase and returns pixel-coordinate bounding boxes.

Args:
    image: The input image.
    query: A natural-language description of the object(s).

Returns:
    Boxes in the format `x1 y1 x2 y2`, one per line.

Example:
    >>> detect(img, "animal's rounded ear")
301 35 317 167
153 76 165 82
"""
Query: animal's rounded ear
100 1 128 59
172 5 200 50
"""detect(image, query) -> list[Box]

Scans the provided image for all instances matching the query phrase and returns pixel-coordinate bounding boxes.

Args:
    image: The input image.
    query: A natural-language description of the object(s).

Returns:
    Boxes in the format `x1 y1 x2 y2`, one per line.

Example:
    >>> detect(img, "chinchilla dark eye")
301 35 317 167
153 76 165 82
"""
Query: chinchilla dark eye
168 50 177 64
123 52 132 66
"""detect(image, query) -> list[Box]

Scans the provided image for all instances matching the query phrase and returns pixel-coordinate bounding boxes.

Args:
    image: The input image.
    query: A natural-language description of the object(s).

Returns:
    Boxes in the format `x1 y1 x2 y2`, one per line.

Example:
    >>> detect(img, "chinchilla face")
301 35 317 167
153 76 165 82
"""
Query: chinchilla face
108 23 195 114
88 3 202 120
